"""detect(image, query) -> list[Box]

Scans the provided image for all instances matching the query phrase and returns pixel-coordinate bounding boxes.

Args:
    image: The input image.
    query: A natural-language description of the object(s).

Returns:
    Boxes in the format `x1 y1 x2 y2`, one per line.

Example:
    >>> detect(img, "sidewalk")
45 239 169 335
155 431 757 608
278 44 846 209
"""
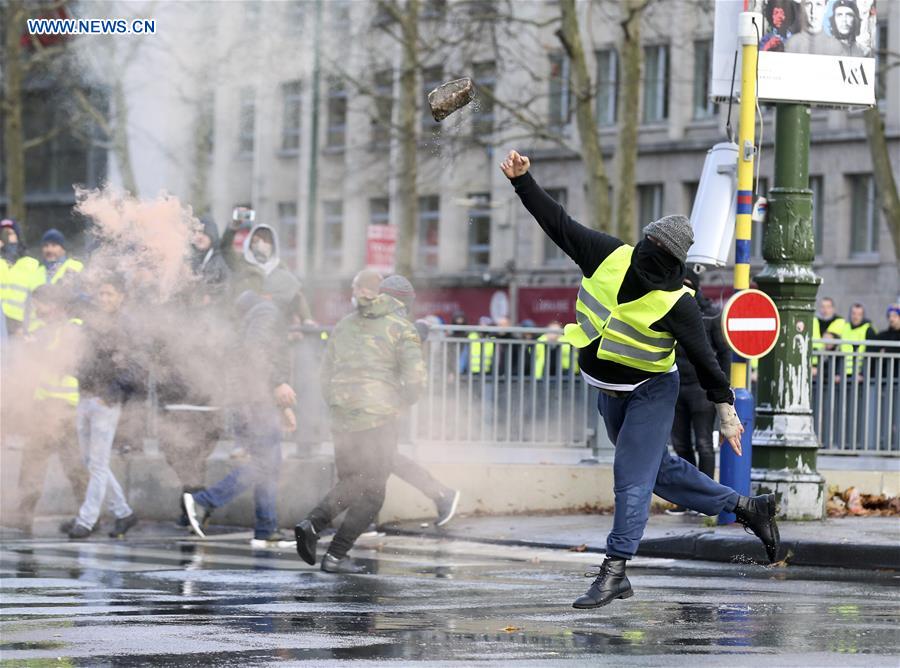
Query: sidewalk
383 512 900 570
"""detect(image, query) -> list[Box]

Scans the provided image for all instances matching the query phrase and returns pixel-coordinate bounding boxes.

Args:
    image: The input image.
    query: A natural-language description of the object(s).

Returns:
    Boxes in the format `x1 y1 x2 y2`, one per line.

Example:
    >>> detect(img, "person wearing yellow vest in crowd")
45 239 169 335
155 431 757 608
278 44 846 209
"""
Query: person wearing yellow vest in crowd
0 218 43 336
840 303 875 378
502 150 780 610
463 320 494 374
811 296 846 376
11 285 88 534
534 320 578 380
38 228 84 286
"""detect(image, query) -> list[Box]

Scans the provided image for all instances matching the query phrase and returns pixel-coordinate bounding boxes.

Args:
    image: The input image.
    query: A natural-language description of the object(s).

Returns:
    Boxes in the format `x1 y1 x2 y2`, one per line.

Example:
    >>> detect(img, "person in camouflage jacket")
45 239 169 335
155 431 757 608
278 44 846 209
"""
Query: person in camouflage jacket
295 270 426 573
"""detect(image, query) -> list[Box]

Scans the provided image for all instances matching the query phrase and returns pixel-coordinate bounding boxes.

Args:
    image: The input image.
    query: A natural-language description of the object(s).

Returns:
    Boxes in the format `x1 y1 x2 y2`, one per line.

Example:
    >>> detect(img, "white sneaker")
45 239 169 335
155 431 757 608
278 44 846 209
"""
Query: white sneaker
182 493 207 538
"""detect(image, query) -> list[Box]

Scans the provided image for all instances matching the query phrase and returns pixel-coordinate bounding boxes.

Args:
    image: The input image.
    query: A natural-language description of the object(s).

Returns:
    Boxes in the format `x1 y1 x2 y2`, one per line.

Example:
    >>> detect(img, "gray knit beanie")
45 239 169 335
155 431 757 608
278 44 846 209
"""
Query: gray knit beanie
643 215 694 263
379 274 416 311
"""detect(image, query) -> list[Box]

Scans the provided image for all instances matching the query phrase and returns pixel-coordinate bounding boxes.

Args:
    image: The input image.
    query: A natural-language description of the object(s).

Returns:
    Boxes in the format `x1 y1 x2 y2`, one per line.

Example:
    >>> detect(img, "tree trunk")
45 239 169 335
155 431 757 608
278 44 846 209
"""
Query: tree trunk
394 0 420 279
112 78 139 197
863 107 900 261
558 0 611 232
615 0 644 242
3 0 27 225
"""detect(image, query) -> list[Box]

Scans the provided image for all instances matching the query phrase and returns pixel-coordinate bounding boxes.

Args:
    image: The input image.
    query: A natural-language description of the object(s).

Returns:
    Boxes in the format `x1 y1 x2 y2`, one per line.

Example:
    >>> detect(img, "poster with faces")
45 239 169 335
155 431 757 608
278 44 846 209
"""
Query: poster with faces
712 0 877 107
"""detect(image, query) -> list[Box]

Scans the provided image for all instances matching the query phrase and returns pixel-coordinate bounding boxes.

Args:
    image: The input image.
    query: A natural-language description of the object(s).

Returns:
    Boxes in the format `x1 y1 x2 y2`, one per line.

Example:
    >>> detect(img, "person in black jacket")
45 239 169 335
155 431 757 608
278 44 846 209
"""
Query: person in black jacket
501 150 780 610
182 290 297 547
666 270 731 514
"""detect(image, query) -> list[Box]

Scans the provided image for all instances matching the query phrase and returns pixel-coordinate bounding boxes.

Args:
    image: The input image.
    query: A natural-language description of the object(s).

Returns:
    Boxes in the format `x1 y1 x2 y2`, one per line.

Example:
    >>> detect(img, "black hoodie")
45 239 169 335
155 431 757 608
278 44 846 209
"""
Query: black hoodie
511 172 732 404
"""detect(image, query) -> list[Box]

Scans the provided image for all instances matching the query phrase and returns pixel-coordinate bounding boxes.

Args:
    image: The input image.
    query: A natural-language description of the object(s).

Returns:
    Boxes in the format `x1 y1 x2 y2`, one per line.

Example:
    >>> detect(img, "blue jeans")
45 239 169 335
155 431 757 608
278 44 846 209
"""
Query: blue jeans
76 396 132 529
194 403 282 539
598 372 739 559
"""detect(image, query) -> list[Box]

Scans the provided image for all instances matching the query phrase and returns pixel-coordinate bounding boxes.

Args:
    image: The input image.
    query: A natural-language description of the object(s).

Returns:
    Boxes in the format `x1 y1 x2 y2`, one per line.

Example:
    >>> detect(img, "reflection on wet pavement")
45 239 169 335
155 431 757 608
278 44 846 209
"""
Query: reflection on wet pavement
1 530 897 665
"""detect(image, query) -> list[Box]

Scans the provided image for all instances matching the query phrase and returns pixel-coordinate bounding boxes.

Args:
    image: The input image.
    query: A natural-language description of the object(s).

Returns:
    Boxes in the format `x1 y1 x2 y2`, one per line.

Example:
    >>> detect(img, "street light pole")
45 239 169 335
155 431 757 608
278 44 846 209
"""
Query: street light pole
752 103 825 519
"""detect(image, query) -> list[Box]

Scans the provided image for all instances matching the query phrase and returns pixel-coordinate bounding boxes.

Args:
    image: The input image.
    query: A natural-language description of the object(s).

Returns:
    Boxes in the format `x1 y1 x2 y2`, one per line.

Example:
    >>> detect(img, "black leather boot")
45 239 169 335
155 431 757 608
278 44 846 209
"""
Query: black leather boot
733 493 780 563
572 557 633 609
294 520 319 565
321 552 367 574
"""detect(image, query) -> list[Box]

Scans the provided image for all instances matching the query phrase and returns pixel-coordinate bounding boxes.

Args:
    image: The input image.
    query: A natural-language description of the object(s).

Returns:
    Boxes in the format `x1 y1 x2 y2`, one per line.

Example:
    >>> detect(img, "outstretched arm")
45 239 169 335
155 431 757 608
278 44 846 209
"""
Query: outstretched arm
500 150 623 276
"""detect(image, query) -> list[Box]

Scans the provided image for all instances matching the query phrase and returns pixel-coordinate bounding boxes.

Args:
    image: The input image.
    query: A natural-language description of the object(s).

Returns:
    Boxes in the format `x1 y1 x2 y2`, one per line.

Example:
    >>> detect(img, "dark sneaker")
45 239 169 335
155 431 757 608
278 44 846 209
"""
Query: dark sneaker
59 518 77 534
734 493 780 563
435 489 461 527
250 530 294 549
68 522 94 539
108 513 138 538
572 557 633 609
294 520 319 565
321 552 366 574
665 505 688 516
182 492 211 538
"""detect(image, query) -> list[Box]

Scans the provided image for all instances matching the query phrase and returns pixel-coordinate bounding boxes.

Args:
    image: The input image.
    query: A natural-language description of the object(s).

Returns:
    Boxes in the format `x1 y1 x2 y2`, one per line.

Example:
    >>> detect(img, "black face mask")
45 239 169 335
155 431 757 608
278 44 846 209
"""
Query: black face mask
632 239 686 291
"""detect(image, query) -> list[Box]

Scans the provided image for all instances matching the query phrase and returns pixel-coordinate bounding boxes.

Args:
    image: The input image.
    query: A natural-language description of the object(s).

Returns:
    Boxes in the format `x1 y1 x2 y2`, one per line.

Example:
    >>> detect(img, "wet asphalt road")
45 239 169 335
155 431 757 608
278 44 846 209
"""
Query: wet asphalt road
0 526 898 666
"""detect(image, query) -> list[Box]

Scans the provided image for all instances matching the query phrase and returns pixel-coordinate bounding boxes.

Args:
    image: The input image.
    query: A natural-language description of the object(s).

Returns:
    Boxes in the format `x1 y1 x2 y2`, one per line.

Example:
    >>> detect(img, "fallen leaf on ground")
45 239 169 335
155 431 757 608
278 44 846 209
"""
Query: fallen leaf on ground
501 626 522 633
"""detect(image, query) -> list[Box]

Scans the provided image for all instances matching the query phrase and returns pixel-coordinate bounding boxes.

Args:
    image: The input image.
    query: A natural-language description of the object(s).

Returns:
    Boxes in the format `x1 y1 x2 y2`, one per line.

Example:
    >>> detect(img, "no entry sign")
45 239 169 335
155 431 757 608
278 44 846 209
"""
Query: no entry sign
722 289 780 359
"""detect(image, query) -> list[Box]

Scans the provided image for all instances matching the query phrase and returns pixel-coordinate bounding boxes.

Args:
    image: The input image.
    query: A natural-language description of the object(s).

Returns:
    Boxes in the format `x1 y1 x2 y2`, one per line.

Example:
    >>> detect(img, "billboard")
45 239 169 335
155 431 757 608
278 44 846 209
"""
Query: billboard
712 0 877 107
365 224 397 274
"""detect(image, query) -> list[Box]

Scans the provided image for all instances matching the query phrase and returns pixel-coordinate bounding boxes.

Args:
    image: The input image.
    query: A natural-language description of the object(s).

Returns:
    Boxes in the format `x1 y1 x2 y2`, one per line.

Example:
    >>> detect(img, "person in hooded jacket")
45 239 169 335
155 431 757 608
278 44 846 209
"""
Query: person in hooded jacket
294 270 426 574
501 150 780 610
1 218 43 335
188 216 230 305
666 269 731 514
182 290 297 547
379 275 461 527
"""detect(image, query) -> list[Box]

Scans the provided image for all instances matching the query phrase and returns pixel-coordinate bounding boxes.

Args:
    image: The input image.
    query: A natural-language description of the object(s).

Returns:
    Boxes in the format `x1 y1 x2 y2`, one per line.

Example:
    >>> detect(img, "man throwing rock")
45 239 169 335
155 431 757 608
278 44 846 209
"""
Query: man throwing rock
500 150 780 609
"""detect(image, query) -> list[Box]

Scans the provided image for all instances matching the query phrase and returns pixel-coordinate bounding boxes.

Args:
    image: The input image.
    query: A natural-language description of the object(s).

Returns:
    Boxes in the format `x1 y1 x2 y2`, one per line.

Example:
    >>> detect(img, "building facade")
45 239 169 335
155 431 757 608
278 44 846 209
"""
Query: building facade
199 1 898 324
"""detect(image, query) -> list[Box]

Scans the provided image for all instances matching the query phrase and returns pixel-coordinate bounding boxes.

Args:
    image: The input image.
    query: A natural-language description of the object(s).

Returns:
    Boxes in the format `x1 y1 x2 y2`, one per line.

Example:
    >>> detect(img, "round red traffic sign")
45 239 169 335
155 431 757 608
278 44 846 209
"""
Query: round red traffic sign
721 289 780 359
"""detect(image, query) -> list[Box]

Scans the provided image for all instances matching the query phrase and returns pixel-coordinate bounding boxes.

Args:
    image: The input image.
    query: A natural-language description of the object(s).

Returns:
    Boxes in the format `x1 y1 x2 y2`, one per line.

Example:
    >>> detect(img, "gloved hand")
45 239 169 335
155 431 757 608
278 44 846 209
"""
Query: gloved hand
716 402 744 456
414 319 430 343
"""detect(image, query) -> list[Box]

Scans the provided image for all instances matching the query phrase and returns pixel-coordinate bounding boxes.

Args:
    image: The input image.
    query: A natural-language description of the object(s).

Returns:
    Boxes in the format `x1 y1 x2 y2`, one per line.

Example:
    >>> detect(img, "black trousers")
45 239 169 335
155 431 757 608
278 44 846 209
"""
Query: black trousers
670 383 716 480
309 420 397 558
393 453 447 501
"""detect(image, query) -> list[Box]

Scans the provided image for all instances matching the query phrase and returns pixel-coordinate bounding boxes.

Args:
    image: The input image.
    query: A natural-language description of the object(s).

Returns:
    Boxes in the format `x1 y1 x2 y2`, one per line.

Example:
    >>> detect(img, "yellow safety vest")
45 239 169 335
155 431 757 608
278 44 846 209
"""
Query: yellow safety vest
38 257 84 285
32 318 82 407
811 317 845 367
534 333 578 379
467 331 494 374
840 321 872 375
1 256 42 322
563 244 692 373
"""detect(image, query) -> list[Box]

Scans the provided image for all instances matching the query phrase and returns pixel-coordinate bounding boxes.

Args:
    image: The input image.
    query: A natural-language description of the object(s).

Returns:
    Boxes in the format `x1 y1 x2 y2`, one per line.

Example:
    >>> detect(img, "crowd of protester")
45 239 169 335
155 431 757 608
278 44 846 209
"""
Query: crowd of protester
2 210 898 540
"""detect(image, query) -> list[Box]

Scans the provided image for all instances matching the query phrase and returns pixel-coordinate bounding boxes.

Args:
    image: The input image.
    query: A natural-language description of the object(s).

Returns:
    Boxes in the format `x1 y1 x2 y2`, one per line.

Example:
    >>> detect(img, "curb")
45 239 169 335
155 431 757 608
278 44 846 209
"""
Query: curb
382 524 899 571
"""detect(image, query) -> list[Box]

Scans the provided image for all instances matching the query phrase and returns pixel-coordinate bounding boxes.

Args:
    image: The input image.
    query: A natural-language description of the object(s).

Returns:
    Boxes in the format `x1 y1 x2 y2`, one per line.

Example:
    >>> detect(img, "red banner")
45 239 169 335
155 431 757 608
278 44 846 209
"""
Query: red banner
365 225 397 274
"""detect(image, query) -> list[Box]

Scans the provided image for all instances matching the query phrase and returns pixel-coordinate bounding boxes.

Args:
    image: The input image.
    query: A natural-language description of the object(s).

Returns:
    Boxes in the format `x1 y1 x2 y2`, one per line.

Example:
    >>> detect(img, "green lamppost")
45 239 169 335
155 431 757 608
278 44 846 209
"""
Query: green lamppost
752 104 825 519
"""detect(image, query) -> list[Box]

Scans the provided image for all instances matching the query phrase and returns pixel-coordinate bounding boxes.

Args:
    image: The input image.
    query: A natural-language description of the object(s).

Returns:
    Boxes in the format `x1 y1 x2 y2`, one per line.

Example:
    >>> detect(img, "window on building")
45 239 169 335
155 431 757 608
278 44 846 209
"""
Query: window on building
810 175 824 257
684 181 699 216
418 195 440 270
636 184 664 241
281 81 302 152
372 69 393 146
467 193 491 268
422 0 447 20
278 201 298 271
876 22 889 104
369 197 390 226
642 45 669 123
244 1 261 31
693 40 718 120
849 174 879 257
238 87 255 156
323 201 343 263
422 65 443 134
751 177 769 260
326 78 347 148
596 49 618 127
472 61 495 138
549 52 571 128
543 188 570 265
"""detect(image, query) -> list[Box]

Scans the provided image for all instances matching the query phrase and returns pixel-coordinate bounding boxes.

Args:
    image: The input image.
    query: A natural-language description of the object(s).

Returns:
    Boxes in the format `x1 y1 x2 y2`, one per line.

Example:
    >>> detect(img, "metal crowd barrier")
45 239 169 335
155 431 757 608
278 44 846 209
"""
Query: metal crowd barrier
811 338 900 455
141 328 899 456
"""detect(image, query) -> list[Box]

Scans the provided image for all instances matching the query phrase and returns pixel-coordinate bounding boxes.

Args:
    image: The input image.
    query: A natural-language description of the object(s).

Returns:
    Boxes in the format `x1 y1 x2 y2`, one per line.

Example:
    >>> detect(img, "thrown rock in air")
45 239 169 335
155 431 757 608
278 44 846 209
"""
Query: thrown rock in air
428 77 475 122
